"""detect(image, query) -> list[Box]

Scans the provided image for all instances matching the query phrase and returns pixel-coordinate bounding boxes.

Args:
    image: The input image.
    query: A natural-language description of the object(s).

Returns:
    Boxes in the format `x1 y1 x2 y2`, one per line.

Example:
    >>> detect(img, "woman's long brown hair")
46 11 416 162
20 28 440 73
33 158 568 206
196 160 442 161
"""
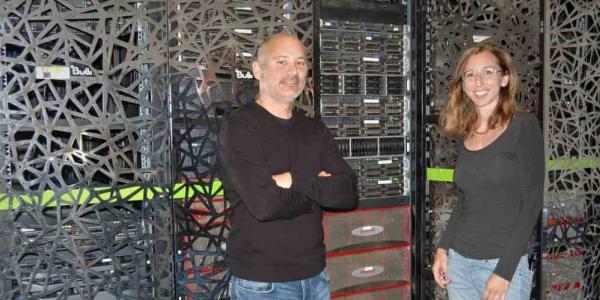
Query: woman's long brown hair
439 43 520 138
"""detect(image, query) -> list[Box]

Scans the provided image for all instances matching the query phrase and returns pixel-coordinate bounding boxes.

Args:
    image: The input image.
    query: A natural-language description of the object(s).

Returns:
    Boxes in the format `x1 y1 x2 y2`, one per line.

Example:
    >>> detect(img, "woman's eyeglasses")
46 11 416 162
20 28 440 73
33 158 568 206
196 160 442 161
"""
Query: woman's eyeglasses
462 68 505 84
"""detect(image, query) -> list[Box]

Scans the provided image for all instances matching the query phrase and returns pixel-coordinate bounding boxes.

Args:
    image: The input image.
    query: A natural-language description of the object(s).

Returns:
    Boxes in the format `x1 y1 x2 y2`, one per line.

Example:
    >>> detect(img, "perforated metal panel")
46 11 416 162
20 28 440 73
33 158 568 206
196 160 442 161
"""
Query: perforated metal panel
0 1 172 299
543 1 600 299
168 1 314 299
424 1 542 299
0 1 313 299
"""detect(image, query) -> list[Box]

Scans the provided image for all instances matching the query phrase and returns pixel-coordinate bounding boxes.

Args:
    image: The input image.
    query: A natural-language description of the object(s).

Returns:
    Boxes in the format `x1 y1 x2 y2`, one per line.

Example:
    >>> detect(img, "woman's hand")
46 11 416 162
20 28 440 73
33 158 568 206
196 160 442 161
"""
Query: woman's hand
432 248 452 288
482 273 509 300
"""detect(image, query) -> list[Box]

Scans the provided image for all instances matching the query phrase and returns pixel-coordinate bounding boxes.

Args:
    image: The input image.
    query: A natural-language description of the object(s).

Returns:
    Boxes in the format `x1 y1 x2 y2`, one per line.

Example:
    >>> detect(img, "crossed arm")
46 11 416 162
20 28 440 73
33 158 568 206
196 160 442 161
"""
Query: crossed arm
271 171 331 189
218 119 358 222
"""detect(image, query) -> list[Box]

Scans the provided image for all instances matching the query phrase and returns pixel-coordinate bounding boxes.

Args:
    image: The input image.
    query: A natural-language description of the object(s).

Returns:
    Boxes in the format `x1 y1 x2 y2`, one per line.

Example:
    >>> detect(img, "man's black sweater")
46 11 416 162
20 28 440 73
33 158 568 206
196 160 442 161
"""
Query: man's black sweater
218 102 359 282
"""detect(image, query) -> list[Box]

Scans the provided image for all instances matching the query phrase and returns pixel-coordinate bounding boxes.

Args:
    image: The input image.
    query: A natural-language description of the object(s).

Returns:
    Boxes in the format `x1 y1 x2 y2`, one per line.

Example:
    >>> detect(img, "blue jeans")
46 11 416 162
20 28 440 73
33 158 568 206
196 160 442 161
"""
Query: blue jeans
229 270 331 300
447 248 533 300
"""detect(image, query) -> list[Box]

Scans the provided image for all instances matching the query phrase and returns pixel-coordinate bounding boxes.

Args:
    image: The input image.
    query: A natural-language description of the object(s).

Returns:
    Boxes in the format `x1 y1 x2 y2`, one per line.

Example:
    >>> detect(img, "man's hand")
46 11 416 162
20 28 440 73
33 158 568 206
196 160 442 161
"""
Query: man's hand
272 171 330 188
432 248 452 289
482 273 510 300
272 172 292 188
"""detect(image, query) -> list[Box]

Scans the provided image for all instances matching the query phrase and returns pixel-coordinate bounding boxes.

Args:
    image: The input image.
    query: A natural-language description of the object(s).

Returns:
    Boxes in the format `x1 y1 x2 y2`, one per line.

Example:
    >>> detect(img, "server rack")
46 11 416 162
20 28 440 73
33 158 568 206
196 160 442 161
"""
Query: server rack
315 1 414 298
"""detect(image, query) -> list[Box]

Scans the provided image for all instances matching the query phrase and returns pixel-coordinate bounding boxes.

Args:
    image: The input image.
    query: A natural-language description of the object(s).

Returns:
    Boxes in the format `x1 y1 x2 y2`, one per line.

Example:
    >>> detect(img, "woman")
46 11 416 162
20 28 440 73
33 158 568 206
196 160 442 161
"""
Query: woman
432 43 544 300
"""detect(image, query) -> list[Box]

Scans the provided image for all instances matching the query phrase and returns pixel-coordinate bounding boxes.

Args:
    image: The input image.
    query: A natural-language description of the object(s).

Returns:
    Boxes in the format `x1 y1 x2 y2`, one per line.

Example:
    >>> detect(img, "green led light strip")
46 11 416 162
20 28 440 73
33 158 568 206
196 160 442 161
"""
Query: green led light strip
0 181 223 211
426 168 454 182
427 157 600 182
547 156 600 171
4 157 597 210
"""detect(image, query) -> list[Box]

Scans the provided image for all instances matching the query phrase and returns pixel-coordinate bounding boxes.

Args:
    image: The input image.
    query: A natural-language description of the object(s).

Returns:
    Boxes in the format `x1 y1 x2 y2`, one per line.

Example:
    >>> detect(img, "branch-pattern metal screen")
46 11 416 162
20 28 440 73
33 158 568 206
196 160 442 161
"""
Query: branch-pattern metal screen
2 0 597 299
543 1 600 299
0 0 313 299
424 1 541 299
0 0 172 299
168 1 313 299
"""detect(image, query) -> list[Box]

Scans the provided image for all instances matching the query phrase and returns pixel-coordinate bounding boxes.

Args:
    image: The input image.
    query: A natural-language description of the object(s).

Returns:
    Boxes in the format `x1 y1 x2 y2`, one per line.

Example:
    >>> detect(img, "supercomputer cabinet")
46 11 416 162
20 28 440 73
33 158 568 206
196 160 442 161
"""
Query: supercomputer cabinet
315 1 413 299
167 2 315 299
4 1 598 299
0 1 172 299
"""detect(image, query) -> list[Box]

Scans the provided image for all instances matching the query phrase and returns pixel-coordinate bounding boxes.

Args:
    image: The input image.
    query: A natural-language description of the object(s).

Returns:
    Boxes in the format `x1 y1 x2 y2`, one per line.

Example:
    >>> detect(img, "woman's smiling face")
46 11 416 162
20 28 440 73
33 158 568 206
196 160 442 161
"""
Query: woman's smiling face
461 51 509 112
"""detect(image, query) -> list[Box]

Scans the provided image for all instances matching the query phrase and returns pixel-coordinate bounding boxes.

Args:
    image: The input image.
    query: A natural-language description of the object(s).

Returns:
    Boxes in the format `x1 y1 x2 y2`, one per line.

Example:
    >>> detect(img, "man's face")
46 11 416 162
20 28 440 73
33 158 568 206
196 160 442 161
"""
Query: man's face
253 36 308 103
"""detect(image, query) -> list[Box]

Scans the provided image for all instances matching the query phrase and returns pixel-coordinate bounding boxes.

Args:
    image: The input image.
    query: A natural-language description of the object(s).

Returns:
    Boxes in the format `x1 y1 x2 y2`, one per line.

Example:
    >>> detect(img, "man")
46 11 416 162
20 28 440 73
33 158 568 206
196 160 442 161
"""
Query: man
218 32 359 299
